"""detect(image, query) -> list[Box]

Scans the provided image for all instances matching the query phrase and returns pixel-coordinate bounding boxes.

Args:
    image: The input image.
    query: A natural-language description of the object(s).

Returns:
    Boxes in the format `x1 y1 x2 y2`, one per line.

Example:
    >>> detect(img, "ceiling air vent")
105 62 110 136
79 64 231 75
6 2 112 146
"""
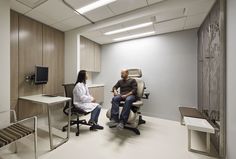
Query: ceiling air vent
16 0 48 9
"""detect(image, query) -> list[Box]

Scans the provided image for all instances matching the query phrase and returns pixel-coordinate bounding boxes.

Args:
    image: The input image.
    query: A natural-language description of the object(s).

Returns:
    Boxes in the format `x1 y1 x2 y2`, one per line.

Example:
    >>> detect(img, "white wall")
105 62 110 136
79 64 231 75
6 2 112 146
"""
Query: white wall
93 29 198 121
226 0 236 158
0 0 10 129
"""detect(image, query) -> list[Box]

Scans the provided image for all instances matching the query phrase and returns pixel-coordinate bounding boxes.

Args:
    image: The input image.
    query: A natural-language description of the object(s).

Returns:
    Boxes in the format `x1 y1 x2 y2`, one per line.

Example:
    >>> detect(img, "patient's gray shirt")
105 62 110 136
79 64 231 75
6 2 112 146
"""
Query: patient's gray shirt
113 78 137 96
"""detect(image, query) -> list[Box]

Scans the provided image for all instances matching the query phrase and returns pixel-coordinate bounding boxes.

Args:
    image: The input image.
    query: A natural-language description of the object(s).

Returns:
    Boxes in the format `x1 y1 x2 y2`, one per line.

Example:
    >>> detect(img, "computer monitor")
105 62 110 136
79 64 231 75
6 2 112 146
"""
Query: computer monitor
35 66 48 85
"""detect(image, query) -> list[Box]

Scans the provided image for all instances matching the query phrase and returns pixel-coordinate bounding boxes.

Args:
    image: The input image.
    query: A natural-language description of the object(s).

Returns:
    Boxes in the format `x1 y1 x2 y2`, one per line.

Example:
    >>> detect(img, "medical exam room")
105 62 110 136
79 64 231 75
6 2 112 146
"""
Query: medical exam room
0 0 235 159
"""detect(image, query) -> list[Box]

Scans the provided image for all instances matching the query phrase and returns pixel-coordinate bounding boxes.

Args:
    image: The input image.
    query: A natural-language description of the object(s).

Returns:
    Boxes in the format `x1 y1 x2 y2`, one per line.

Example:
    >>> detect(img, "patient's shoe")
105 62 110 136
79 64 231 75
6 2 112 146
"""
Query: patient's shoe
108 120 118 128
90 124 104 131
116 122 124 130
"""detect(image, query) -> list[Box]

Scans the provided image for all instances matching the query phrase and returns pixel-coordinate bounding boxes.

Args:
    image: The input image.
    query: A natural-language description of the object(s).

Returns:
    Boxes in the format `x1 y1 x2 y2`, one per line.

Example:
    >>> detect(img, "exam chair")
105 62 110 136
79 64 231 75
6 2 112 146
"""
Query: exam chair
106 69 150 135
62 84 91 136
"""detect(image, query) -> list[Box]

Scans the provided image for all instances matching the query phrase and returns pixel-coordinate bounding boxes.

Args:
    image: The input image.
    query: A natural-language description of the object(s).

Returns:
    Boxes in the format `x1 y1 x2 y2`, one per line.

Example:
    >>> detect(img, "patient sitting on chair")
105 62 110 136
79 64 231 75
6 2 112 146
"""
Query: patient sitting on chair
108 69 137 130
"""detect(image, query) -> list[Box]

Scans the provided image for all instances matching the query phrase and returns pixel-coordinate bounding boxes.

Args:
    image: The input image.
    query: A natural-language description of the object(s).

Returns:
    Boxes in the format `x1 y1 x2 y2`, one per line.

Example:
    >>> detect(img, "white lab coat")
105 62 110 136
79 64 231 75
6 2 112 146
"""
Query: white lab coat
73 82 99 112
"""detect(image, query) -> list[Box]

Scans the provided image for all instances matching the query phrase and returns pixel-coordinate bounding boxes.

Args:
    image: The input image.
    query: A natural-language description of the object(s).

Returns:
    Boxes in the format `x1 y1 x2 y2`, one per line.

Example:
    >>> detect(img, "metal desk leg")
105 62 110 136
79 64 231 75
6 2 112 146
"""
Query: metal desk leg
47 101 71 150
206 133 210 153
188 129 191 151
67 101 71 139
47 105 53 150
34 117 38 159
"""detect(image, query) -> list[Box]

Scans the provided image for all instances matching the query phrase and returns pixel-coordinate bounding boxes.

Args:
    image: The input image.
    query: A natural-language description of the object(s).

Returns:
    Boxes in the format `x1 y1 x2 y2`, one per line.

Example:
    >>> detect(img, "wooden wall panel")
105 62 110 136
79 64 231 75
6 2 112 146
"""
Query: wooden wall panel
10 11 65 119
42 25 64 95
18 15 43 119
18 15 43 96
10 11 19 111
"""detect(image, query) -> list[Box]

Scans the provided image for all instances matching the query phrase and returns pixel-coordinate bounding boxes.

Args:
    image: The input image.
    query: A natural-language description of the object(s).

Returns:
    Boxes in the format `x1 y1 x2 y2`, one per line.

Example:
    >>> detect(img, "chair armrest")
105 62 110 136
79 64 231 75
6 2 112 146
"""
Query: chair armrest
12 116 38 133
10 109 17 123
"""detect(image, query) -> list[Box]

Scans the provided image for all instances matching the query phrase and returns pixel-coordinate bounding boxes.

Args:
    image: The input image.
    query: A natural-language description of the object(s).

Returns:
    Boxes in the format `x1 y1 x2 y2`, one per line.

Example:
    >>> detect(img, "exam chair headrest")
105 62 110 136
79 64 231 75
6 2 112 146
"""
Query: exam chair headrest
127 69 142 78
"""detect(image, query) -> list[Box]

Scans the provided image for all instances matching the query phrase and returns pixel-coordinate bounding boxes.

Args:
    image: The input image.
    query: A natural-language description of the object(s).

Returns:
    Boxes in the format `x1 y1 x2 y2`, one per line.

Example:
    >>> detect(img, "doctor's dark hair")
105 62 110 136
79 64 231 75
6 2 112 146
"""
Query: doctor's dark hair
76 70 87 84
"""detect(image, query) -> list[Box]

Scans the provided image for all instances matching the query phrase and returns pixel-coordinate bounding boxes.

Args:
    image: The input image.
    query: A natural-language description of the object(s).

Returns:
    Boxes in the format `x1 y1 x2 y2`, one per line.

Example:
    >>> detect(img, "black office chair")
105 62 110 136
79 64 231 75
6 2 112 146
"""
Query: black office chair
62 84 91 136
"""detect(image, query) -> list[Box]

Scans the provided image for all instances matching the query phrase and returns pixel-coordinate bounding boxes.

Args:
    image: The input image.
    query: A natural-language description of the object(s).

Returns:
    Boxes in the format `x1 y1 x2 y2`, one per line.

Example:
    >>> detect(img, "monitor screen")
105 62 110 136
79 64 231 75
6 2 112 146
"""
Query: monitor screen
35 66 48 84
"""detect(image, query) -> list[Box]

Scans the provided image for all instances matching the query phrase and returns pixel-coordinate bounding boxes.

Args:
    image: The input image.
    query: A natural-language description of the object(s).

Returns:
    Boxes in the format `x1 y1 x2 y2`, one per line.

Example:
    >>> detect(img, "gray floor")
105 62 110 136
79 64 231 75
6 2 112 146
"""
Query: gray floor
0 109 218 159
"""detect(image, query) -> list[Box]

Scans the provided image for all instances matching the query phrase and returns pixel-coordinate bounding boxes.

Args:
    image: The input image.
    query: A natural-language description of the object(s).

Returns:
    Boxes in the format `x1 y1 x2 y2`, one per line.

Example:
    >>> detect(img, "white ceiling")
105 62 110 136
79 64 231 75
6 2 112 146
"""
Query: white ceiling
10 0 216 44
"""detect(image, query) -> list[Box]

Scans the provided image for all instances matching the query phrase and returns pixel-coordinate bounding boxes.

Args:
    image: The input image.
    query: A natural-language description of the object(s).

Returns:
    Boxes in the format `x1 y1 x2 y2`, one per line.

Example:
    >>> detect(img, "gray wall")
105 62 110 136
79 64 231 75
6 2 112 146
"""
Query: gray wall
93 29 198 121
226 0 236 158
0 0 10 129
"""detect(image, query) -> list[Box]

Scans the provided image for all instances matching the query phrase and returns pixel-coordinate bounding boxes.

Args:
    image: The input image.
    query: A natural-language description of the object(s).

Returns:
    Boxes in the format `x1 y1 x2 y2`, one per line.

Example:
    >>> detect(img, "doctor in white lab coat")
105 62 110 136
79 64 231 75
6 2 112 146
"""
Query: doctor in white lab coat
73 70 104 130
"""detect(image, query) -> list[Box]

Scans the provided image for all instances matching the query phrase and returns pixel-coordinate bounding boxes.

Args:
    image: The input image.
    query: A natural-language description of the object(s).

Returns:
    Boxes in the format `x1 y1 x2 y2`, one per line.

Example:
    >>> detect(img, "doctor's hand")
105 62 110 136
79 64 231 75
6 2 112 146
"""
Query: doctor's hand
91 98 96 103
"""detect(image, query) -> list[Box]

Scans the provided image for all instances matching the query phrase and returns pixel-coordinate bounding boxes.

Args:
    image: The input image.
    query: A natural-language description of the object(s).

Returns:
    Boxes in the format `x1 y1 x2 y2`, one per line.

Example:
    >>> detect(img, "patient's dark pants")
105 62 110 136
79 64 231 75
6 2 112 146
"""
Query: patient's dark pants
111 95 136 124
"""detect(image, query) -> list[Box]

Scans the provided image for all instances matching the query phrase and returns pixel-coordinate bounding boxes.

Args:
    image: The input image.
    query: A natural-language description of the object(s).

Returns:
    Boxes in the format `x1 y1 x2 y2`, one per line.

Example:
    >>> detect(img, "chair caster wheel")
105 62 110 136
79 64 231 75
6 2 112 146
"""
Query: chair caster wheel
76 132 79 136
62 127 66 132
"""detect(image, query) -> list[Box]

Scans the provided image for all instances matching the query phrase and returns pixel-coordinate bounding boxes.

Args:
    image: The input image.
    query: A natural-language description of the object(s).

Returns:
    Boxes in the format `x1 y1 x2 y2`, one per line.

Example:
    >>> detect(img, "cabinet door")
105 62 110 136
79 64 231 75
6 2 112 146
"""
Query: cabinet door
80 36 87 70
87 39 94 72
94 43 101 72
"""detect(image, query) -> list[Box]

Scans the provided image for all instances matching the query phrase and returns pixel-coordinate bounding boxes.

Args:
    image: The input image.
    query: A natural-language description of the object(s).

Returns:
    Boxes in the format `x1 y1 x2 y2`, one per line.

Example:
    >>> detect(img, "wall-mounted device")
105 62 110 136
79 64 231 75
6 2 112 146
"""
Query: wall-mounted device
25 66 49 85
35 66 48 85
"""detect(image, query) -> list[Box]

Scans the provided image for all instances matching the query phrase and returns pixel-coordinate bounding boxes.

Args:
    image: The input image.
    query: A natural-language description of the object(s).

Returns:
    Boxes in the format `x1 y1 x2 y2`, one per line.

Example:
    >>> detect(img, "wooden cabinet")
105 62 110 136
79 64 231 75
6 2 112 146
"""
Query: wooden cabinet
88 86 104 104
80 36 101 72
94 43 101 72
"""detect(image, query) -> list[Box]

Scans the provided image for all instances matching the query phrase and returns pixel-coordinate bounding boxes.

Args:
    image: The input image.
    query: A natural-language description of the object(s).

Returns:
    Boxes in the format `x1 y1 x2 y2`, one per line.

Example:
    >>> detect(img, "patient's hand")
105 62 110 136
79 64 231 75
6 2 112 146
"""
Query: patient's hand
121 95 127 99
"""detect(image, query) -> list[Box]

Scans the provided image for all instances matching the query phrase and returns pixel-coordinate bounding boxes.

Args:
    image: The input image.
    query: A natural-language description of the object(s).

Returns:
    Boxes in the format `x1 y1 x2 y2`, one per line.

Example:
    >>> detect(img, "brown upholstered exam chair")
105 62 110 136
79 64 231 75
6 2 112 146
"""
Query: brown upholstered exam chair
106 69 149 135
62 84 91 136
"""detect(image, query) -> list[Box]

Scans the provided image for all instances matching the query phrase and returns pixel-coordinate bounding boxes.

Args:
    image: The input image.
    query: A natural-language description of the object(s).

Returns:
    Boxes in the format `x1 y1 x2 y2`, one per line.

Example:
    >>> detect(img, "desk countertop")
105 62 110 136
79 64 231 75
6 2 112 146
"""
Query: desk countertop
87 84 104 88
19 94 71 105
184 117 215 133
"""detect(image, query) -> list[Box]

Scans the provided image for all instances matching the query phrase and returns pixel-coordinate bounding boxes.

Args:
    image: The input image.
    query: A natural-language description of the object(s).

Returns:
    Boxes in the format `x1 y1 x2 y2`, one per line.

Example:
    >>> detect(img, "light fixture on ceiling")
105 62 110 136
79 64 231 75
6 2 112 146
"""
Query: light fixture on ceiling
76 0 117 14
113 31 155 41
104 22 153 35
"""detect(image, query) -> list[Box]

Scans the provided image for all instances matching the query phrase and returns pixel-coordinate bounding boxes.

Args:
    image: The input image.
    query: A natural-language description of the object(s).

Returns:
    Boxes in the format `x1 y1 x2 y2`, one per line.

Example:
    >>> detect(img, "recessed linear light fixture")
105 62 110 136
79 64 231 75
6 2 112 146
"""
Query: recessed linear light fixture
113 31 155 41
104 22 153 35
76 0 117 14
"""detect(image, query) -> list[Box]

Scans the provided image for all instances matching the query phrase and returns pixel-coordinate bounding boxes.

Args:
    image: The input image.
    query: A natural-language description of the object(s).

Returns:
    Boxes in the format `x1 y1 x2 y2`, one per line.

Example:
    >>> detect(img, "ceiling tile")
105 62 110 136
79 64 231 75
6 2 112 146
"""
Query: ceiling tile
184 13 207 29
52 15 91 32
127 25 154 35
108 0 147 15
10 0 32 14
26 9 58 25
185 0 215 16
147 0 164 5
100 24 123 33
81 30 104 38
16 0 48 8
87 36 112 45
26 0 76 22
64 0 96 10
52 22 72 32
121 16 153 27
107 31 132 39
84 6 115 22
154 17 186 34
154 8 185 22
58 15 90 29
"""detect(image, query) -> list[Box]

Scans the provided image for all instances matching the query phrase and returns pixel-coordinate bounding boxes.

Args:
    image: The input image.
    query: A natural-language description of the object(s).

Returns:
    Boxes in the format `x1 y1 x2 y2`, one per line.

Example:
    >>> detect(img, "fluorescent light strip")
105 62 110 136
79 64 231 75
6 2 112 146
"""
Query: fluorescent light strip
104 22 153 35
113 31 155 41
76 0 116 14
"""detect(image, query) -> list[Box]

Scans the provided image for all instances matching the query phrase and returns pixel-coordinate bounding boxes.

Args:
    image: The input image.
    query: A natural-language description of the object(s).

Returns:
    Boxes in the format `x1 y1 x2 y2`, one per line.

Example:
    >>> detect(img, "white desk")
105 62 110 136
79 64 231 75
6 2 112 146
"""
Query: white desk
184 117 215 154
19 94 71 150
